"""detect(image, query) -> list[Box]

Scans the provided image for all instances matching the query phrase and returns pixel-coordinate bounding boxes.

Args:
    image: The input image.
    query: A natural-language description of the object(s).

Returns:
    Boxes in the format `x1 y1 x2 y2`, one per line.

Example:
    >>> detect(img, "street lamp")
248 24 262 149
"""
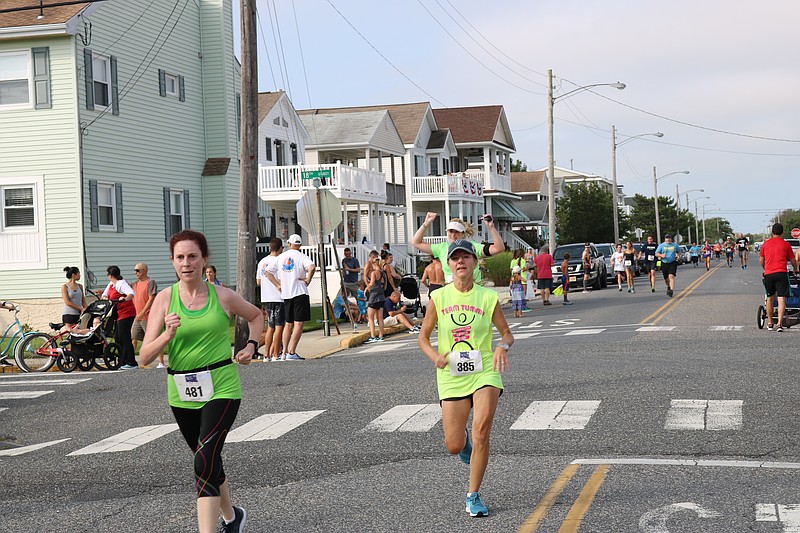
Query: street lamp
653 168 689 243
548 69 625 252
682 188 704 211
611 128 663 243
699 202 715 242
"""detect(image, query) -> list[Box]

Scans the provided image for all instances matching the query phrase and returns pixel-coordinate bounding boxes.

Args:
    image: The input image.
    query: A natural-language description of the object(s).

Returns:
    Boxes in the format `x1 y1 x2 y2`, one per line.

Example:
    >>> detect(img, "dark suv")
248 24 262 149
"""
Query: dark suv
552 243 608 289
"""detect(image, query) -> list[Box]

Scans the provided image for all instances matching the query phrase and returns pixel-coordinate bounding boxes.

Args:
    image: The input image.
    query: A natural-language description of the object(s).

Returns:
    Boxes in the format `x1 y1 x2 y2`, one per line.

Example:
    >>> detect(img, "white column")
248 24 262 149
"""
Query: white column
393 211 399 246
364 148 371 170
444 200 451 229
459 200 464 219
343 200 349 246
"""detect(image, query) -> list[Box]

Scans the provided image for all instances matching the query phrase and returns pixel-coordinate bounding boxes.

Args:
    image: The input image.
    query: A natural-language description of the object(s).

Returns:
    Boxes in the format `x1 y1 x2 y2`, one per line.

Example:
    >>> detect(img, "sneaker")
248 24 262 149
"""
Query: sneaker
667 289 673 297
156 363 165 369
408 328 419 334
619 287 623 291
767 324 774 331
651 286 655 293
563 301 573 305
543 301 552 306
284 353 305 361
119 364 138 370
776 326 784 333
220 505 247 533
270 356 279 362
375 337 385 342
465 492 488 517
459 428 472 465
364 337 378 344
582 289 590 294
0 357 13 367
631 287 635 294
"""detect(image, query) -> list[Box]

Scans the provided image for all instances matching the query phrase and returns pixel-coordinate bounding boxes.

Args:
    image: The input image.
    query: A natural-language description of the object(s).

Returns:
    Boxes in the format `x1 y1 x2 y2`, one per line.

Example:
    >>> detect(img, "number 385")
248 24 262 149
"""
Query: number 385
456 362 475 372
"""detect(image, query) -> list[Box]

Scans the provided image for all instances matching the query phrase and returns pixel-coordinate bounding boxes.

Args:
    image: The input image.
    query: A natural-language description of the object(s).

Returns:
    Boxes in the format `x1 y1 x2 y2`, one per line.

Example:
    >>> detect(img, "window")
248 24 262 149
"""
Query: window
443 158 449 174
451 156 459 173
414 155 425 177
89 180 123 232
429 157 438 176
2 186 34 228
265 137 272 161
85 49 118 114
290 143 298 165
0 50 31 107
275 139 284 165
159 70 185 101
165 74 178 96
163 188 190 240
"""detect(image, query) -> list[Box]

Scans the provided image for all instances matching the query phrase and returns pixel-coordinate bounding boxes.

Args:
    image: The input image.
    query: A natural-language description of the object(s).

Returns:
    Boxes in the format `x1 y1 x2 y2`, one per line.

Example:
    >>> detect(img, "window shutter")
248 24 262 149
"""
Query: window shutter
89 179 99 232
110 56 119 115
163 188 172 240
115 182 123 232
183 190 190 228
158 69 166 97
84 48 94 111
32 47 51 109
178 75 185 102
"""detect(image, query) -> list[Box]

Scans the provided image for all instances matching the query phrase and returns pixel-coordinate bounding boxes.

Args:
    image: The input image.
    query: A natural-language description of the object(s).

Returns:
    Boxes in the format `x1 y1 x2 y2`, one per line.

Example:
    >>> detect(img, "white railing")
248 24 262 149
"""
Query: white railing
259 163 386 203
465 169 511 193
503 230 533 252
422 236 449 244
413 174 484 200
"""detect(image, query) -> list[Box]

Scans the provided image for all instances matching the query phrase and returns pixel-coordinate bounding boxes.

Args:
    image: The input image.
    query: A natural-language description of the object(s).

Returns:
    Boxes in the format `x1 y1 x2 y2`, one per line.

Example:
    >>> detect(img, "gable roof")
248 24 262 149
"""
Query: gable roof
427 129 451 150
298 110 405 156
433 105 514 150
511 171 545 194
0 1 90 29
298 102 431 145
257 91 284 124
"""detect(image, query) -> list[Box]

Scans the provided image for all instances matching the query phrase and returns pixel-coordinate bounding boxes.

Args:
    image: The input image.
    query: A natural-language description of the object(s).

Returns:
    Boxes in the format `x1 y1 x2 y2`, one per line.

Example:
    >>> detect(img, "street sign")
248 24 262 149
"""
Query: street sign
791 227 800 239
296 188 342 235
301 169 332 181
675 233 683 243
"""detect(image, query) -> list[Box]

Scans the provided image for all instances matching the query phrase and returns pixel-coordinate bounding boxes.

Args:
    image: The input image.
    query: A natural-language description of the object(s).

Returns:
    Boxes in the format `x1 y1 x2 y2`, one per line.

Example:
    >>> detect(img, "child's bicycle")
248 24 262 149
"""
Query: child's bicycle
0 302 54 372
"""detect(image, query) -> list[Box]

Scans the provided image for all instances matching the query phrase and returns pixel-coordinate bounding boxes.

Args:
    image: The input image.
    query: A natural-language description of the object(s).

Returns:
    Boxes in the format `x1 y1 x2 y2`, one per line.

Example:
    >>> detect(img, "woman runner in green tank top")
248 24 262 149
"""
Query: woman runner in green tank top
418 239 513 518
140 230 263 533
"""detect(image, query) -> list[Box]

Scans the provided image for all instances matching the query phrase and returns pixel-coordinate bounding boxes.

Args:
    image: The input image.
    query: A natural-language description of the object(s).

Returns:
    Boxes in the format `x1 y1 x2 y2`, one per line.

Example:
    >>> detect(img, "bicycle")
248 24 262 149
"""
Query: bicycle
0 302 55 372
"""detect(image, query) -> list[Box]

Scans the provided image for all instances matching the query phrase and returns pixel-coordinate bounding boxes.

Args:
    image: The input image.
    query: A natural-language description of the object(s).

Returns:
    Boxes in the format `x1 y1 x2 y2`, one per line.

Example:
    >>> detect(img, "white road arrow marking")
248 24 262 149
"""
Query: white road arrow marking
638 502 721 532
756 503 800 532
0 438 70 457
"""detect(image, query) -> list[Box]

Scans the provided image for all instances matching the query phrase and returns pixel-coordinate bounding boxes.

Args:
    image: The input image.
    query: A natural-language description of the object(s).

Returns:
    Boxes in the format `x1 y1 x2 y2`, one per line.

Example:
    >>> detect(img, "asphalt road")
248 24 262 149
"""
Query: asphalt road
2 254 799 533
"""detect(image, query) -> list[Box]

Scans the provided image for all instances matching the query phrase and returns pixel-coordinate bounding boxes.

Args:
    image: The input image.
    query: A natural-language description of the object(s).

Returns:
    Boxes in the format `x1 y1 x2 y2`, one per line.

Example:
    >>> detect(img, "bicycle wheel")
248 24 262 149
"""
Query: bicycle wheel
56 351 77 373
101 342 122 371
14 333 57 372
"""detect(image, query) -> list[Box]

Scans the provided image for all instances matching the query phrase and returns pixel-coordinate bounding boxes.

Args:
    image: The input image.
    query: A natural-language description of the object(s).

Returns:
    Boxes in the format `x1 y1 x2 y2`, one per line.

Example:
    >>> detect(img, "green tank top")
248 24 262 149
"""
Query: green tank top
166 283 240 409
430 283 503 400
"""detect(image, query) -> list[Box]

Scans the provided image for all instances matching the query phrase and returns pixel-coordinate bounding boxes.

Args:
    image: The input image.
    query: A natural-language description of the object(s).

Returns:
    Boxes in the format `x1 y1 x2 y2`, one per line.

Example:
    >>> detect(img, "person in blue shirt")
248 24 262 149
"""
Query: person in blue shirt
355 280 368 321
655 234 680 297
689 242 701 267
333 289 361 324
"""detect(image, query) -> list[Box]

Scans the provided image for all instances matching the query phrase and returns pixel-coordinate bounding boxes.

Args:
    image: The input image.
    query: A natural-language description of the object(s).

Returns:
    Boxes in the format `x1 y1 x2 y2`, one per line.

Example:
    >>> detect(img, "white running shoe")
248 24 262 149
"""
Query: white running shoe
156 363 165 369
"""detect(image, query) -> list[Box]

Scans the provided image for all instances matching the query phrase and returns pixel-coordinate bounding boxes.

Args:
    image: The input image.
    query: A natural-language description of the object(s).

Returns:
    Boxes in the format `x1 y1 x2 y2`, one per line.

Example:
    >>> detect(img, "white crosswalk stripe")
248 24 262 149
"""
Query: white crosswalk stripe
564 329 606 336
664 400 743 430
0 439 70 457
708 326 743 331
227 410 325 442
0 391 53 399
510 400 601 430
68 424 179 456
636 326 677 332
362 404 441 432
513 332 541 340
0 378 91 386
0 408 7 414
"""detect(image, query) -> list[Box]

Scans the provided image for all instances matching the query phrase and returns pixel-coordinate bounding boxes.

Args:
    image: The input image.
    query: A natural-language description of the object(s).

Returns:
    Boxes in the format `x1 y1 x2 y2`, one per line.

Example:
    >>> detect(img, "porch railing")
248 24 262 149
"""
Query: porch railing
259 163 387 203
412 174 484 200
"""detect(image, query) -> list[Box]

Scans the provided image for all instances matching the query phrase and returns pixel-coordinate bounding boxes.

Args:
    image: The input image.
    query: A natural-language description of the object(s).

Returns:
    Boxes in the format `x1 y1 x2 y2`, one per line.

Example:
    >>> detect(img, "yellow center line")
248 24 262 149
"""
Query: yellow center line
557 464 609 533
518 463 580 533
639 263 721 324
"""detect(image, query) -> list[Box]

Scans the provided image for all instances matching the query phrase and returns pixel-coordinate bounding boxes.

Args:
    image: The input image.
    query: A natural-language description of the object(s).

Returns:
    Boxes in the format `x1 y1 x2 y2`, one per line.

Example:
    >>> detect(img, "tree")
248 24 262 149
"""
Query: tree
771 209 800 238
627 194 697 243
700 217 733 242
510 158 528 172
555 183 615 244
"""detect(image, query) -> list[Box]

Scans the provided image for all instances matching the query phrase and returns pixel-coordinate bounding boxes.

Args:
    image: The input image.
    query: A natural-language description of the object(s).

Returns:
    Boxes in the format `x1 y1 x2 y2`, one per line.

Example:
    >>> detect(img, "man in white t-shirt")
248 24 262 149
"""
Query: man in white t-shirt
257 237 285 361
266 234 316 360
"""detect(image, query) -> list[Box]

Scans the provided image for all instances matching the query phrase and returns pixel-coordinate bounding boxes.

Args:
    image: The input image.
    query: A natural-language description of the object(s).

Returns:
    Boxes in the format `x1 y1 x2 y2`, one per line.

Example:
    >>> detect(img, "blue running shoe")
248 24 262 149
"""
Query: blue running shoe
458 427 471 465
465 492 488 517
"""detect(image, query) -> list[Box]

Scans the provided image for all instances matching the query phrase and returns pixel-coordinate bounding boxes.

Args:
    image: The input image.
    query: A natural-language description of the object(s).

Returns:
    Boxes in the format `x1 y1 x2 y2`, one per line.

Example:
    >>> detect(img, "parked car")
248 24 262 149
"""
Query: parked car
594 243 616 281
552 243 608 290
679 245 691 264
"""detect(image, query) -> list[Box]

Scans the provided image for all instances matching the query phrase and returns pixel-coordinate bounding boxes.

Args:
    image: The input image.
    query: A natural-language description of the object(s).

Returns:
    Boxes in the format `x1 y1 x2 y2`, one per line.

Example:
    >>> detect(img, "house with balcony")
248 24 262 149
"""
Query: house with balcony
511 171 548 248
535 165 614 195
432 105 529 249
0 0 241 327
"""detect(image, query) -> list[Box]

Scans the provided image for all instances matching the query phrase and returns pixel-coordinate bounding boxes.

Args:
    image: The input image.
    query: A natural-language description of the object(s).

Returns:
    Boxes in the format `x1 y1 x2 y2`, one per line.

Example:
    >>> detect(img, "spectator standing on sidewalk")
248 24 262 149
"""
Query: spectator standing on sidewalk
411 212 505 283
418 239 513 518
265 234 316 361
509 266 525 318
510 249 529 310
759 223 799 332
560 253 572 305
364 250 387 343
61 266 86 329
132 263 160 367
581 244 593 293
533 246 555 306
204 265 224 286
101 266 137 369
383 290 420 333
341 247 361 296
257 238 285 361
421 257 445 296
382 251 402 297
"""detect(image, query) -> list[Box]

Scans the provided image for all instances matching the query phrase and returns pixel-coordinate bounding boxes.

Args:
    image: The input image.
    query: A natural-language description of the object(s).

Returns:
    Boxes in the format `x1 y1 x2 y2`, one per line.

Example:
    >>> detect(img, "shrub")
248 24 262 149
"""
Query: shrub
482 251 513 287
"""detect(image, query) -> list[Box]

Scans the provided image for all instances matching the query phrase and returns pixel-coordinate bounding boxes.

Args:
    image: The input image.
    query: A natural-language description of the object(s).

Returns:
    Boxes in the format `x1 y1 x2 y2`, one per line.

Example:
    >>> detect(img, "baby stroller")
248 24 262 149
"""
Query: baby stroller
757 273 800 330
399 275 423 317
56 299 123 372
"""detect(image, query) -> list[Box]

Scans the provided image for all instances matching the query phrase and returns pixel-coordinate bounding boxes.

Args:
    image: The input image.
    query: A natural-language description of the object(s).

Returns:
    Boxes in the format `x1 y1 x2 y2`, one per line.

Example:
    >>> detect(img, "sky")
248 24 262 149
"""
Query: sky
233 0 800 235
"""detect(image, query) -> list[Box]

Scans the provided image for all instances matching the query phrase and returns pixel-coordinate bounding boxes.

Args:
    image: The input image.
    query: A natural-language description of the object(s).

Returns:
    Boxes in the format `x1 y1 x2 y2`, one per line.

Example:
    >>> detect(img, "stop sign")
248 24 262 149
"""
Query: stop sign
792 227 800 238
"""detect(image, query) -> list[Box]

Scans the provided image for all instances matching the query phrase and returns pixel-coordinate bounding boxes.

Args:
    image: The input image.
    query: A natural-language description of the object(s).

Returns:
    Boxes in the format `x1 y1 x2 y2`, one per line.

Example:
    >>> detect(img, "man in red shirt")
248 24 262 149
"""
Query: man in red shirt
533 246 555 306
759 223 799 332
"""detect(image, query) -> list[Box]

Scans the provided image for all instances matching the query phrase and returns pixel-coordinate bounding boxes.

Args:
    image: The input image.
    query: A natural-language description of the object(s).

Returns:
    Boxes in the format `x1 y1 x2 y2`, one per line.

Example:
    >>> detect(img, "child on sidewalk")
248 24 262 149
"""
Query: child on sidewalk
560 253 572 305
510 266 525 318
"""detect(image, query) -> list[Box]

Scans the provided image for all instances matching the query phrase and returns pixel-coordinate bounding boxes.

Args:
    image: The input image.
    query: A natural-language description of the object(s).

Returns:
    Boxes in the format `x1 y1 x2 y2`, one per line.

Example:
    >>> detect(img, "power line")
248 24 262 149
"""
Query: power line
0 0 110 14
255 6 278 91
325 0 447 107
269 0 293 100
413 0 544 96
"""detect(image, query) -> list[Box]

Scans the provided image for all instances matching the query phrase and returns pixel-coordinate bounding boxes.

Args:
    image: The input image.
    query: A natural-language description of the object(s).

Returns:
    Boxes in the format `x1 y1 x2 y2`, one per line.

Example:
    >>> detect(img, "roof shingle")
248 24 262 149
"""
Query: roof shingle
432 106 503 144
511 171 545 193
0 1 90 29
298 102 430 145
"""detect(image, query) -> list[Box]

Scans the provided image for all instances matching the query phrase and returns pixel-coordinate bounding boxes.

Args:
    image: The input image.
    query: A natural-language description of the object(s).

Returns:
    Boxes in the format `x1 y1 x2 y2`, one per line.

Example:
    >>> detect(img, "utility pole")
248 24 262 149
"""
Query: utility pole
695 202 700 243
235 0 259 351
676 184 680 211
610 125 620 244
547 69 556 252
653 166 661 243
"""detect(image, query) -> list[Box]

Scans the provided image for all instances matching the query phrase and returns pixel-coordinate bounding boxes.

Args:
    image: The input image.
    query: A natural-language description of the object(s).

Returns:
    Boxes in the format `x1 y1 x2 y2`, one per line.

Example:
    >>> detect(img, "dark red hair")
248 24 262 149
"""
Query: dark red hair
169 229 209 258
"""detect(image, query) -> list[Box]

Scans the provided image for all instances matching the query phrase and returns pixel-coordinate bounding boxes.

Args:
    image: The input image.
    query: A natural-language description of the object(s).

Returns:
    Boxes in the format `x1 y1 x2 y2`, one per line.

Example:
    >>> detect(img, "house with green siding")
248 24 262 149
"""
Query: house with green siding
0 0 242 328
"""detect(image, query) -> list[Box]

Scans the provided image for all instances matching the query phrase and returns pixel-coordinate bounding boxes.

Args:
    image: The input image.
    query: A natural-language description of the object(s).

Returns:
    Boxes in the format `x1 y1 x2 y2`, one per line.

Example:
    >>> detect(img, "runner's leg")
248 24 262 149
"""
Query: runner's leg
441 397 472 456
469 386 501 493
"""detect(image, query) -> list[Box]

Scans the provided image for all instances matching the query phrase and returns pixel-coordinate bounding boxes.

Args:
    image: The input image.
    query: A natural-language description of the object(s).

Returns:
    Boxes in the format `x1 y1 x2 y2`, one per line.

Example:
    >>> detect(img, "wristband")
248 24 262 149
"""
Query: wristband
246 339 259 351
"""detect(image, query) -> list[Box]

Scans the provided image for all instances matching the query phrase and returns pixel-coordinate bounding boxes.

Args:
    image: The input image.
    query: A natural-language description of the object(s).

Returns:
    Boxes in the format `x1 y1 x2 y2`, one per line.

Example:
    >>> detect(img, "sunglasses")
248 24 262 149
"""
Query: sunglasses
134 269 141 273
